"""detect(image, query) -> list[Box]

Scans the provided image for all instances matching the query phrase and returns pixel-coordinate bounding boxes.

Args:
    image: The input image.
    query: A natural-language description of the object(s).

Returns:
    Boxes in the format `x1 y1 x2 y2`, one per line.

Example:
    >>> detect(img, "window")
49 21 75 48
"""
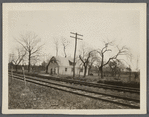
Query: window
65 68 67 72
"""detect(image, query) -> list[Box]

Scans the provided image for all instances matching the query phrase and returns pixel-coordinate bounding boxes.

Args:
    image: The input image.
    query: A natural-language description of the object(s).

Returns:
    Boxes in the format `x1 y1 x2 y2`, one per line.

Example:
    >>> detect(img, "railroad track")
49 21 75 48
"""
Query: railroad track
9 73 140 109
9 72 140 94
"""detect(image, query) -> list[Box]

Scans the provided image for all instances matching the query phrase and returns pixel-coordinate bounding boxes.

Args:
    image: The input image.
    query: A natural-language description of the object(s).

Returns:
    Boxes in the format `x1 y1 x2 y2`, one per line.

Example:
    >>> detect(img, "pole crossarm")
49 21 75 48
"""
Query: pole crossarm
77 34 83 37
70 32 83 37
70 36 83 40
77 38 83 40
70 32 76 35
70 36 75 38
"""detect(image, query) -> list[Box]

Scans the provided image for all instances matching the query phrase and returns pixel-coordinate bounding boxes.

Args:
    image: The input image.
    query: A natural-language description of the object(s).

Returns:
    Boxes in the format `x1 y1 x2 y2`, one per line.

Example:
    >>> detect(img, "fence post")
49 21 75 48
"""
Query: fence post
22 67 26 87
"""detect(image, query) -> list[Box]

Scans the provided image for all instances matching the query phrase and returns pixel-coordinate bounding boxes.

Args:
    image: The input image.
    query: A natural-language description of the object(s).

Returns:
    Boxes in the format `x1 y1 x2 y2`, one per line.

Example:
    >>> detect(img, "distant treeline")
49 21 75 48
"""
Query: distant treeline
8 64 46 72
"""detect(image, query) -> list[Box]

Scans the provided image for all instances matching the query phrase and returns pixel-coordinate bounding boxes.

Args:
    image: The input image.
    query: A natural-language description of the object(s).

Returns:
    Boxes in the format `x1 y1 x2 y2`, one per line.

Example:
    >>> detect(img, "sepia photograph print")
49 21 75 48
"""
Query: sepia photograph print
2 3 146 114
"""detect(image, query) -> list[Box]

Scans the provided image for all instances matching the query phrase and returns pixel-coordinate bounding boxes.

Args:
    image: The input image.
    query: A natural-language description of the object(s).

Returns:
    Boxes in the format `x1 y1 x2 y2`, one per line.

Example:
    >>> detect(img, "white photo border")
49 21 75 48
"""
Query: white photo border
2 3 147 114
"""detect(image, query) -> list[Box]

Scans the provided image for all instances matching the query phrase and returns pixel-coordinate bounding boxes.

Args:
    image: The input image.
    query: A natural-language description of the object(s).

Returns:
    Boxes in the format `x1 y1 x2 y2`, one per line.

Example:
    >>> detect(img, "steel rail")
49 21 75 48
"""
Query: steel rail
11 74 140 102
9 72 140 94
9 74 140 109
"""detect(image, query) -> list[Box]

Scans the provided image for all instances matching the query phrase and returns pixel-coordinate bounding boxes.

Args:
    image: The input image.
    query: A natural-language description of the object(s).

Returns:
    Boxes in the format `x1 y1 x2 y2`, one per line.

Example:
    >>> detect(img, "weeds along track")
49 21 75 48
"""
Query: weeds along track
9 72 140 109
9 72 140 94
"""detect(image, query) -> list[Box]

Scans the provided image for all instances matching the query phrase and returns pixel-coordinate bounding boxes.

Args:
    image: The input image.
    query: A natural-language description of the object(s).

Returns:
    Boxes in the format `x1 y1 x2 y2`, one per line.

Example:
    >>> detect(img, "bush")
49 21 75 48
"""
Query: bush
89 73 93 76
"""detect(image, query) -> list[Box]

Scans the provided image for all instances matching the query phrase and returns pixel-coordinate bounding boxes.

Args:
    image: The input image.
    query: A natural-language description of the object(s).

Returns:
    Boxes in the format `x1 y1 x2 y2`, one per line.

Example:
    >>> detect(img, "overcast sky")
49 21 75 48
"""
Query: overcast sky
8 3 141 70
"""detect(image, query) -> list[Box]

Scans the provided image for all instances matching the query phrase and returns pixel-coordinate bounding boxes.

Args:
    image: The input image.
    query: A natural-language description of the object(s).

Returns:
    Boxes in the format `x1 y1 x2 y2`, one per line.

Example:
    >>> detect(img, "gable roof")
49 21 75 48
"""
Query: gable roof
47 56 81 67
56 56 70 67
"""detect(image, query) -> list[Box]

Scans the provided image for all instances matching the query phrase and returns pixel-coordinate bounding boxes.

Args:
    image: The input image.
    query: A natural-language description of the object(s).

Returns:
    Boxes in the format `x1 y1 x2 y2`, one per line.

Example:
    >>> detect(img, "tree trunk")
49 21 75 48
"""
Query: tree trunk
129 71 131 81
97 67 100 76
83 66 87 77
28 51 31 72
88 66 91 75
56 47 58 57
63 47 67 58
118 69 121 79
114 68 116 77
46 66 48 73
100 66 103 79
15 65 18 72
100 54 104 79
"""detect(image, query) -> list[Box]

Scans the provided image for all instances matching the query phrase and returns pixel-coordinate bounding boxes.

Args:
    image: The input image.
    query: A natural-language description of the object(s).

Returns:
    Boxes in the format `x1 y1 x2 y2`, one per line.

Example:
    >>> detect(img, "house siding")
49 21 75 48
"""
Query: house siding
48 62 59 75
58 66 81 75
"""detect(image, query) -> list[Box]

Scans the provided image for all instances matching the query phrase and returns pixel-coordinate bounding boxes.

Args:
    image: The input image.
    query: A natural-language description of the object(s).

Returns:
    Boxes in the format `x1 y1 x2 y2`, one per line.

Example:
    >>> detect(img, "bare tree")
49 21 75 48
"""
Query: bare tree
61 37 70 58
88 51 98 75
79 51 94 77
94 58 101 76
78 43 87 58
54 38 59 57
97 41 131 79
31 55 40 65
109 59 124 79
15 32 44 72
9 47 26 72
78 43 98 77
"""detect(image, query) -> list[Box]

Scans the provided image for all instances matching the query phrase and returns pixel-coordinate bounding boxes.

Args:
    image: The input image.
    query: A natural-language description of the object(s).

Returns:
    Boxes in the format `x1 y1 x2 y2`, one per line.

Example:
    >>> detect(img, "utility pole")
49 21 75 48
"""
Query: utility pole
70 32 83 78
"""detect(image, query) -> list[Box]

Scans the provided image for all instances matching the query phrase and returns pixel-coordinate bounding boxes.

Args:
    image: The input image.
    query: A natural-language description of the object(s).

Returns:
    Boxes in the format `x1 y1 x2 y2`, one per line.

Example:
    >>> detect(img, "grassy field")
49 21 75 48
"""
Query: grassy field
9 77 132 109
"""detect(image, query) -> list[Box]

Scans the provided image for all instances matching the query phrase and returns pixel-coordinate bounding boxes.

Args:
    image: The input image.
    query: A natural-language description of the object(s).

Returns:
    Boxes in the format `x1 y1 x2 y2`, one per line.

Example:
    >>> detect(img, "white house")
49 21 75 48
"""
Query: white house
47 56 88 76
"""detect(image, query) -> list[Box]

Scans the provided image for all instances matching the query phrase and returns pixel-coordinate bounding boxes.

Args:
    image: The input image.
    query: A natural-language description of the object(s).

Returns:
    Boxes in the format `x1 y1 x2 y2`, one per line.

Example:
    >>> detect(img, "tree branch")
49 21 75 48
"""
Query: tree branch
79 55 85 64
31 44 44 55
